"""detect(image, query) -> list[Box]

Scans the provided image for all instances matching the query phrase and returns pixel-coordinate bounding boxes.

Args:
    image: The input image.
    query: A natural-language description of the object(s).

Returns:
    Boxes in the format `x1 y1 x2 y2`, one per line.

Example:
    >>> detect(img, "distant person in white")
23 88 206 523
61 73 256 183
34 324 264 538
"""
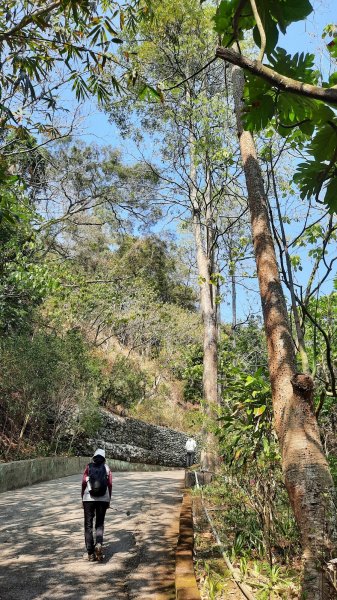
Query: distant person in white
185 437 197 467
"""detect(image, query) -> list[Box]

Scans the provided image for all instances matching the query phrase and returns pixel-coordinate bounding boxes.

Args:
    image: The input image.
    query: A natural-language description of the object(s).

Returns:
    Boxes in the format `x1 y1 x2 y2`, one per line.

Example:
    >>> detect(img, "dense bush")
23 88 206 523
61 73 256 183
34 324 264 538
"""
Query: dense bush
0 329 105 458
102 355 148 410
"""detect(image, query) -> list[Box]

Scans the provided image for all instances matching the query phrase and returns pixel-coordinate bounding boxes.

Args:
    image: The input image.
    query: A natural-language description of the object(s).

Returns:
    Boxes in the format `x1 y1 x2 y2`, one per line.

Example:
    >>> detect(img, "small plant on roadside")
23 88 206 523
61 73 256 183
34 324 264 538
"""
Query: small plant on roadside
239 556 249 577
202 564 226 600
248 561 299 599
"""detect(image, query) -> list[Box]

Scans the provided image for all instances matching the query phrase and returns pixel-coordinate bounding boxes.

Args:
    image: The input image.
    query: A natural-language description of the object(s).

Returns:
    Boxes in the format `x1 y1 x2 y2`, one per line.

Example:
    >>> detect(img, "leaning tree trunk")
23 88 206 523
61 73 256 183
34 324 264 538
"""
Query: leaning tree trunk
230 63 337 598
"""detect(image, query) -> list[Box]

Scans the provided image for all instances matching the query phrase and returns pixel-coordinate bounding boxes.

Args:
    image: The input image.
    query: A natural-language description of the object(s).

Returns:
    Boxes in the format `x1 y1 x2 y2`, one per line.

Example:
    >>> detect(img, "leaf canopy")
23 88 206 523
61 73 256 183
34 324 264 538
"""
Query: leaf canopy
214 0 337 211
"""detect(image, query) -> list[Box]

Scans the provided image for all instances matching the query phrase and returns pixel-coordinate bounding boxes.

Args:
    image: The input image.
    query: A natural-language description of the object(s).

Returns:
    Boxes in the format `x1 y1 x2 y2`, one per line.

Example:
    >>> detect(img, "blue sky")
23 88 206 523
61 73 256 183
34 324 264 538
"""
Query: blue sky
281 0 334 54
78 0 336 143
62 0 337 323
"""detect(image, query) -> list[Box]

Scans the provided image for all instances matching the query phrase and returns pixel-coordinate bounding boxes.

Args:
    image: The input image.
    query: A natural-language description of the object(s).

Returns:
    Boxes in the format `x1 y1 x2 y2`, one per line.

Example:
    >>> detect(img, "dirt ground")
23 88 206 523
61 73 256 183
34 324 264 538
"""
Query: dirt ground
0 469 184 600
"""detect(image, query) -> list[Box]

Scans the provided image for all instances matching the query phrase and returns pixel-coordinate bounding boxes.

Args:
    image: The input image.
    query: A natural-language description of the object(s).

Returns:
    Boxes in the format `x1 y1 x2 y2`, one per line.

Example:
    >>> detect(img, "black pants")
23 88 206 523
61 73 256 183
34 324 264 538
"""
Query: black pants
186 451 195 467
83 501 109 555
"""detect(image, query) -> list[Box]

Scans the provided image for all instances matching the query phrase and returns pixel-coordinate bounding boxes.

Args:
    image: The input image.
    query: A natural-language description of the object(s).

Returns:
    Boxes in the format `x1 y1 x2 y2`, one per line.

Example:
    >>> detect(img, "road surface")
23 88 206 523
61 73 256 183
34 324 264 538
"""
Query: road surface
0 469 184 600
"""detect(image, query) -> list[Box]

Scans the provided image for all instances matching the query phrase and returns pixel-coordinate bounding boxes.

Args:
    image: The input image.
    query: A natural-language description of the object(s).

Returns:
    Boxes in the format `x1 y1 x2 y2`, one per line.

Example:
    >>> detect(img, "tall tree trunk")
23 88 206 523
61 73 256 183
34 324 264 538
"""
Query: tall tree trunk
194 209 218 409
189 137 218 408
231 63 337 599
189 133 218 469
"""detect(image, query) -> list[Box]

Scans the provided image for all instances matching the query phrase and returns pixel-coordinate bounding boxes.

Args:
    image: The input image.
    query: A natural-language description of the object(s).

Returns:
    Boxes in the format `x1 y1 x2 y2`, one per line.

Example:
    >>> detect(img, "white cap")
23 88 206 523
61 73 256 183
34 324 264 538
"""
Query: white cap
93 448 105 458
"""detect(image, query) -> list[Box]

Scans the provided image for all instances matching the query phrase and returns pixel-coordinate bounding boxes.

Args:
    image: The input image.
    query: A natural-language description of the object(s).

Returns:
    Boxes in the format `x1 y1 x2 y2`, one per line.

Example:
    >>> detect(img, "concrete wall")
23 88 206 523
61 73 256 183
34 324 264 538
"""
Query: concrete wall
0 455 179 494
74 410 199 467
0 455 90 493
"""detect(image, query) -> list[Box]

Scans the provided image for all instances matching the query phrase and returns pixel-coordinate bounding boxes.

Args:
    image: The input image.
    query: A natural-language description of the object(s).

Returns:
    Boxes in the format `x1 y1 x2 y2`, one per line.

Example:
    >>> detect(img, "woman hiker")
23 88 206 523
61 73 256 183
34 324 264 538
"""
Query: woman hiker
81 448 112 561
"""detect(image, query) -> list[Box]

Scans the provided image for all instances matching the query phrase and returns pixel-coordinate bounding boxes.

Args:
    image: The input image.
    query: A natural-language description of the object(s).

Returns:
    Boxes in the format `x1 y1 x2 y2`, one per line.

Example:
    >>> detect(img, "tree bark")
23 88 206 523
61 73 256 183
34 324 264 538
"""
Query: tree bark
231 62 337 599
194 211 218 408
189 132 218 471
189 139 218 408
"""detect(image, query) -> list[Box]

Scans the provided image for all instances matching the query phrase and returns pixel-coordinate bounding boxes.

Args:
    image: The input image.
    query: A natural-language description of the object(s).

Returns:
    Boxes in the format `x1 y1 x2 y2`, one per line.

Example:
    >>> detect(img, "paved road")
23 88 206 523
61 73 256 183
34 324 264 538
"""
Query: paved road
0 470 184 600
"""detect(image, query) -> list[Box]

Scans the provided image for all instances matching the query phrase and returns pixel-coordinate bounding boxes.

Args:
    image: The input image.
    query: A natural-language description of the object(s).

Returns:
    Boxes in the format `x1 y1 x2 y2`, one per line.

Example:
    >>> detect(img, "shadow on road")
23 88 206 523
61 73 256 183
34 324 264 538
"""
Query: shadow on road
0 470 183 600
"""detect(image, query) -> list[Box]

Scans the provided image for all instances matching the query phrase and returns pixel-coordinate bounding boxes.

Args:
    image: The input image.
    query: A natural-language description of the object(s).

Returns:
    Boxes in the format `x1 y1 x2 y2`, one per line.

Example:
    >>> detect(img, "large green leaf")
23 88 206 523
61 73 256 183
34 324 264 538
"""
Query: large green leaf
213 0 254 45
276 92 316 125
269 47 318 84
310 123 337 162
213 0 240 35
268 0 313 33
243 93 275 131
298 120 315 136
279 0 313 22
293 161 326 199
213 0 313 53
324 178 337 213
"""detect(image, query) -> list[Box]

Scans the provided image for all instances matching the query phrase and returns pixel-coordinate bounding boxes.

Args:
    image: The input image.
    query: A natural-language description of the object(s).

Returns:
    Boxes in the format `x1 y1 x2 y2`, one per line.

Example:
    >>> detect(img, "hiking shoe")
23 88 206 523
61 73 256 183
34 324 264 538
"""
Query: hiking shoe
88 553 96 562
95 543 103 562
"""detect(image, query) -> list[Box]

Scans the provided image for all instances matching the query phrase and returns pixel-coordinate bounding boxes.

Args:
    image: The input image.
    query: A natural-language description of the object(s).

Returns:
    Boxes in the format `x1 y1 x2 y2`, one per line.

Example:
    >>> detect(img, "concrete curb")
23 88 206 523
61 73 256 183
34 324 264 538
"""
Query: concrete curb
0 456 180 493
175 489 201 600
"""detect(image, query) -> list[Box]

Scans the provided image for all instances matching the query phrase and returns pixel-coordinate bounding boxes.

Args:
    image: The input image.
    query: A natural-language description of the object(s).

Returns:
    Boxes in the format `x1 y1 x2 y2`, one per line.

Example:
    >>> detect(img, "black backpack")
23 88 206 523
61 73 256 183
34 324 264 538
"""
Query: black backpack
88 462 108 497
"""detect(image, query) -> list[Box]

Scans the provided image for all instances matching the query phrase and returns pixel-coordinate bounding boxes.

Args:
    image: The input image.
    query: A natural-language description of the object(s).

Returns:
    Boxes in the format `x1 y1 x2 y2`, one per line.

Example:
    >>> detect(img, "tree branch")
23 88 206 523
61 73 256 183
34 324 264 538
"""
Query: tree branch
216 47 337 106
0 2 61 42
249 0 266 62
163 57 217 92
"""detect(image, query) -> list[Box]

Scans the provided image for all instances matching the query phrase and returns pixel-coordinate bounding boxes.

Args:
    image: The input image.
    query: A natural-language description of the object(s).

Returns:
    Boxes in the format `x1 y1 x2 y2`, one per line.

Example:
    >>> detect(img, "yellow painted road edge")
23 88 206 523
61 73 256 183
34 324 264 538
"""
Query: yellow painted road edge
175 489 201 600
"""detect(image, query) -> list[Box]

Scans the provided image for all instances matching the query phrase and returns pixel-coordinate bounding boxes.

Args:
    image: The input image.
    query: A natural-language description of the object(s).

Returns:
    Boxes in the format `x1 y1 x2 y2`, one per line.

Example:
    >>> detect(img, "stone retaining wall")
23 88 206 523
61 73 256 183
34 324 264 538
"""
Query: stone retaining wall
75 409 199 467
0 411 199 493
0 455 178 494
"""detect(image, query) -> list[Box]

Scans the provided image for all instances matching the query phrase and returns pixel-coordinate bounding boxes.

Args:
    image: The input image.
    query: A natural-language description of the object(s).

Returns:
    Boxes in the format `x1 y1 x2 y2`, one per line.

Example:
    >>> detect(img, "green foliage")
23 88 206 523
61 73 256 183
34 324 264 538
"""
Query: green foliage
0 182 56 331
243 50 333 135
293 122 337 210
219 320 268 377
213 1 337 211
0 0 150 142
209 322 299 565
269 47 318 83
0 330 105 457
102 355 148 410
214 0 254 46
213 0 313 52
181 407 205 433
218 367 278 469
327 452 337 485
246 561 299 598
323 24 337 60
242 76 275 130
138 85 164 103
202 564 227 600
175 344 203 404
114 235 197 309
197 474 300 570
304 291 337 399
